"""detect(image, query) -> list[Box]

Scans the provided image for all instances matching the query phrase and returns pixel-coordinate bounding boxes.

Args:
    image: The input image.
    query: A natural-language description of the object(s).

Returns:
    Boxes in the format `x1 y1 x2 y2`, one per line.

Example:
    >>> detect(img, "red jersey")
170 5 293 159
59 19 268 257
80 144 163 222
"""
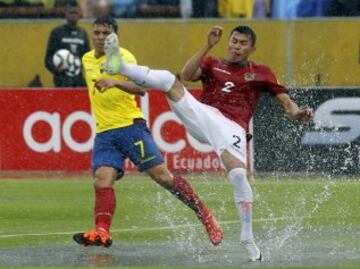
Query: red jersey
200 56 288 129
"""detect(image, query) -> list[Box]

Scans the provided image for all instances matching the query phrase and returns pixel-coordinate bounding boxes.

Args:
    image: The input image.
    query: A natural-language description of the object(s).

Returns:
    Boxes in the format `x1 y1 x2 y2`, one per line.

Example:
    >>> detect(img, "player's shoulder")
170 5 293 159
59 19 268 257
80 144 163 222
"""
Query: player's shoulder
204 55 221 64
251 61 274 73
51 24 66 34
76 25 87 32
76 26 89 36
83 50 95 59
120 47 134 57
120 47 137 64
202 56 224 69
82 50 95 63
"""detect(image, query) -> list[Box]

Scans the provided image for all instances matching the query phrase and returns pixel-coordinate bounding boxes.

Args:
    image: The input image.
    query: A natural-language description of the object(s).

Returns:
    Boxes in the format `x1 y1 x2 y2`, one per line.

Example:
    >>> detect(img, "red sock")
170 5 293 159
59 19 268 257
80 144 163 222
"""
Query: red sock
171 175 206 216
95 187 116 232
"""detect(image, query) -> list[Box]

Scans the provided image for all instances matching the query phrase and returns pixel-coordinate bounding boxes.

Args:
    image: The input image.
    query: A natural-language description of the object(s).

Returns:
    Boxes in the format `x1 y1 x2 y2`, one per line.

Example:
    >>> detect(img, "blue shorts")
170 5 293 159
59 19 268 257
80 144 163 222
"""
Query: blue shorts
92 120 164 178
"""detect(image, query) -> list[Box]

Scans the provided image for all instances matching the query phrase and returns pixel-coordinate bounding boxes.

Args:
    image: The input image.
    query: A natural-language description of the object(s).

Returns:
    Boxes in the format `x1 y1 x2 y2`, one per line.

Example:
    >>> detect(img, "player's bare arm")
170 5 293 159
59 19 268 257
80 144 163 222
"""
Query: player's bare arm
181 26 223 82
94 78 146 96
274 93 314 123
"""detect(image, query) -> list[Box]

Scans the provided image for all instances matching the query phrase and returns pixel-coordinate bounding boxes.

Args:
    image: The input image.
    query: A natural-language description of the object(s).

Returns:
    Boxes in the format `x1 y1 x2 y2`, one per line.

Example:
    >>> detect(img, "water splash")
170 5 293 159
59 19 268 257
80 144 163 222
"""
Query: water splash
152 189 205 262
255 178 336 263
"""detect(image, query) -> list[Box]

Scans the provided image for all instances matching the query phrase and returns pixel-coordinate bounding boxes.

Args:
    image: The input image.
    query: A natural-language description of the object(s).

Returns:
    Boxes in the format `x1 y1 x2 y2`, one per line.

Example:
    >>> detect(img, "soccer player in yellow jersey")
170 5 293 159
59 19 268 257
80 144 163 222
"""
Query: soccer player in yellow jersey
73 17 223 248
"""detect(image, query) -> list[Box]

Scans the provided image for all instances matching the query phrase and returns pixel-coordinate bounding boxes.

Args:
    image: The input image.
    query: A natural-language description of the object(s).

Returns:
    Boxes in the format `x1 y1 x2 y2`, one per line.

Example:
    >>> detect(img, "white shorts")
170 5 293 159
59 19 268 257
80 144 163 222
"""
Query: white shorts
168 89 247 164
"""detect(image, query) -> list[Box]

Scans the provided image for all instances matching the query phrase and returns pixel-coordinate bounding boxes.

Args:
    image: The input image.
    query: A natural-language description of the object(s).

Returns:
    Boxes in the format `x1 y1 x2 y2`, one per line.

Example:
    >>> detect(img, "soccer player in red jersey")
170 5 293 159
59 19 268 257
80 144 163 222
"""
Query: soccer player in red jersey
101 25 313 262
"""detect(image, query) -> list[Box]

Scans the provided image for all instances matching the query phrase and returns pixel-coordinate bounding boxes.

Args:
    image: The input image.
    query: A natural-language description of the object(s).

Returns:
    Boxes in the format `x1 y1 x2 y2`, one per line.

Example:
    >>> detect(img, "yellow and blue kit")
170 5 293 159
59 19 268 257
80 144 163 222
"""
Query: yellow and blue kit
82 48 163 176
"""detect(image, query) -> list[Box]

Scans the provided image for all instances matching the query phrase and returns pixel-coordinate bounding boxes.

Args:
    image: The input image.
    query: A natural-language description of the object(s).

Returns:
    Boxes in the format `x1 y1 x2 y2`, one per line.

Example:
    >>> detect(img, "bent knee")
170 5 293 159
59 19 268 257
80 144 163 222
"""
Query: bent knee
94 166 118 188
229 168 253 203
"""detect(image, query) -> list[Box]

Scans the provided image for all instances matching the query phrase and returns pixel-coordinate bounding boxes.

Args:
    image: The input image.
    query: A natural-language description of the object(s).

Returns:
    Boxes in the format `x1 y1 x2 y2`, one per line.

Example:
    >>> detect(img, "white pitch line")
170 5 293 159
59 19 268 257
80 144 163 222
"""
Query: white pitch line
0 216 321 239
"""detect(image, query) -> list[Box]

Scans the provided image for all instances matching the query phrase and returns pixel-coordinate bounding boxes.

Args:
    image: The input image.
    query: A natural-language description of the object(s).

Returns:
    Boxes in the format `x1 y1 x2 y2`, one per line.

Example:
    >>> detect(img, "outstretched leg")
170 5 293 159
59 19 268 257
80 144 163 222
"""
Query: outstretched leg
146 164 223 246
103 33 185 101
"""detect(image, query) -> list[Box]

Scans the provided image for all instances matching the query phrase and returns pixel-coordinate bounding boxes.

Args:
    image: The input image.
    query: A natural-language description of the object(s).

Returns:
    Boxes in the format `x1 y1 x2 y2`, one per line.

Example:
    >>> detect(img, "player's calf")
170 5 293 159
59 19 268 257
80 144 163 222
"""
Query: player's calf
198 208 223 246
169 175 223 245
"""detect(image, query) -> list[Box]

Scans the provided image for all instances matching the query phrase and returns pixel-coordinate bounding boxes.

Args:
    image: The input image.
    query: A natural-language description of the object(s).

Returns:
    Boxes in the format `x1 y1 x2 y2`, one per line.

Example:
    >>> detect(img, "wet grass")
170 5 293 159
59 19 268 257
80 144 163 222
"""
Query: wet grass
0 175 359 268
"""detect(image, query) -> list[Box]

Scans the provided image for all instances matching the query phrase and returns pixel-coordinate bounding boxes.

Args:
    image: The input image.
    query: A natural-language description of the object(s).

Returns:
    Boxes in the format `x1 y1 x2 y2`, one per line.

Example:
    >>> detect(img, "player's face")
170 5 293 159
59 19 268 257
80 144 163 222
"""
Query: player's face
92 24 115 55
227 32 256 63
65 7 81 26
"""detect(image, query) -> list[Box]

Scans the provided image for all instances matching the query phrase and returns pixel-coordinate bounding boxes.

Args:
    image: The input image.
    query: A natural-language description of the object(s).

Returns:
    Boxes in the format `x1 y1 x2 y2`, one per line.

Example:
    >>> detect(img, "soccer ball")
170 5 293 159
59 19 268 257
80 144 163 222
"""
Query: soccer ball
52 49 75 71
67 57 81 77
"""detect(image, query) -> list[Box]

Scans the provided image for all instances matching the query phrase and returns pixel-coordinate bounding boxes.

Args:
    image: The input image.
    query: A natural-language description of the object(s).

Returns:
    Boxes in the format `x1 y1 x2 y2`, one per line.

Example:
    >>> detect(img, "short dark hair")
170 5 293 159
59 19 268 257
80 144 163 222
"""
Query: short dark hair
230 26 256 46
64 2 79 11
93 16 118 34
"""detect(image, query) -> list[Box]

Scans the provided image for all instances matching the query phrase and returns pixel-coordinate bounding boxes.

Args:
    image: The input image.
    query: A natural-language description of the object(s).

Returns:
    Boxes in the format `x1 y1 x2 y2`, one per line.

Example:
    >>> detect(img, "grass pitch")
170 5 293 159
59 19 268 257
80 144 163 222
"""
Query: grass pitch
0 174 359 268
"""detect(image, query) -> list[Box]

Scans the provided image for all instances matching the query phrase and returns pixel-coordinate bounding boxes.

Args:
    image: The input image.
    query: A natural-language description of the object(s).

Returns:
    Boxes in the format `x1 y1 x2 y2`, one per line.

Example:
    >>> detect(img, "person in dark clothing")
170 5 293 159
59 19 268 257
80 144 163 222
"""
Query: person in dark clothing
192 0 218 17
45 3 90 87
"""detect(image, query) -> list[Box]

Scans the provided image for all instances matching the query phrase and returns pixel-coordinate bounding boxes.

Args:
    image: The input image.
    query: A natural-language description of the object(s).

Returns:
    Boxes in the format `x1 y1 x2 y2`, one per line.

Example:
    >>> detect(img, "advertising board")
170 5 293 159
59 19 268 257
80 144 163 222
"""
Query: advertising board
253 88 360 175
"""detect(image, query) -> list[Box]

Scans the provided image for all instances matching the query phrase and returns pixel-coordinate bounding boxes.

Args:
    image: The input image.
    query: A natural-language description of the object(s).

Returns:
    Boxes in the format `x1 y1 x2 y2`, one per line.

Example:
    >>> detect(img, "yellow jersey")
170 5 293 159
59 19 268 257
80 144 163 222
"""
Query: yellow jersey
82 48 144 133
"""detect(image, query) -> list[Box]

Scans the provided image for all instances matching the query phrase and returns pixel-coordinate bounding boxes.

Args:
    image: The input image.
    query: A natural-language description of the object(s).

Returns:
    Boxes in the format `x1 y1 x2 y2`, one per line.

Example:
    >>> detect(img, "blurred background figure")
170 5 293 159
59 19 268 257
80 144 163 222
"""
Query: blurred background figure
252 0 271 18
44 2 90 87
218 0 254 18
180 0 192 18
217 0 271 19
112 0 139 17
325 0 360 17
192 0 218 17
4 0 46 7
80 0 112 18
274 0 360 19
296 0 330 17
137 0 180 18
0 1 88 18
271 0 301 19
54 0 77 7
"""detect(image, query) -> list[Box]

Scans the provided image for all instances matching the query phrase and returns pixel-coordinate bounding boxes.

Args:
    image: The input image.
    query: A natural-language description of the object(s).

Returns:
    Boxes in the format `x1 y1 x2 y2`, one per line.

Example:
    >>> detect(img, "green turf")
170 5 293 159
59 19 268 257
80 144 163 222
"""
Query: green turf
2 267 358 269
0 177 359 246
0 175 359 268
3 267 357 269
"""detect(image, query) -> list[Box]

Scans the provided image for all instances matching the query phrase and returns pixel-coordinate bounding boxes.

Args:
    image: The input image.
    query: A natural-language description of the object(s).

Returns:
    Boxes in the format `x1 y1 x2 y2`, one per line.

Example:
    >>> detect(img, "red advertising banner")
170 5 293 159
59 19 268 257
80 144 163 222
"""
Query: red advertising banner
0 88 224 172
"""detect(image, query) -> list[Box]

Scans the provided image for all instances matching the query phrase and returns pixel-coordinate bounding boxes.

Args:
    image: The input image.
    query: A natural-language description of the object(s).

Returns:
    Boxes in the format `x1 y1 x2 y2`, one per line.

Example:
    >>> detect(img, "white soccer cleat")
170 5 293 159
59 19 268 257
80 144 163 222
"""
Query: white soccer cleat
241 238 262 262
103 32 122 75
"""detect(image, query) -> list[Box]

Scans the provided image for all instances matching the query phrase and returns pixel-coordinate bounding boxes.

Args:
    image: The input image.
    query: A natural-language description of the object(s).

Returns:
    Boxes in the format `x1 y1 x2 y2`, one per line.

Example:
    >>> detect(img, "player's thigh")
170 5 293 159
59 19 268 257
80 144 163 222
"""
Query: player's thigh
121 122 164 172
195 107 247 167
168 89 210 144
193 102 247 162
217 120 247 167
92 131 126 180
170 91 247 169
220 149 246 171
